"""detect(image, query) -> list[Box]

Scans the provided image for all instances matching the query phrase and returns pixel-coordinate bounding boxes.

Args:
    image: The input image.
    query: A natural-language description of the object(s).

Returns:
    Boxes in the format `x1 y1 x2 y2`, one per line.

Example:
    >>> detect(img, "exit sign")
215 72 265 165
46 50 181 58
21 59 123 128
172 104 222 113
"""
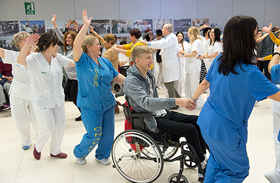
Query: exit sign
25 2 35 15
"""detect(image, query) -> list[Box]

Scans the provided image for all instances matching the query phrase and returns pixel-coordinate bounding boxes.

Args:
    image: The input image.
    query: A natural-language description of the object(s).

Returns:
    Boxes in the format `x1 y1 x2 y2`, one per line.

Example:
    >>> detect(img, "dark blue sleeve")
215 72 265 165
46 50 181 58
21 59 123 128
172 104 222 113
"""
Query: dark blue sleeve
248 67 280 101
271 65 280 85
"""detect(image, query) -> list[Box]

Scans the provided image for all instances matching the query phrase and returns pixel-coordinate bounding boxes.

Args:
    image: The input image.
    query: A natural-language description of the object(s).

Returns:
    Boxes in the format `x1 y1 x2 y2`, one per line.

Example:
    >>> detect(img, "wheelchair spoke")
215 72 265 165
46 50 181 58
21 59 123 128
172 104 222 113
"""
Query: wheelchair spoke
112 130 164 182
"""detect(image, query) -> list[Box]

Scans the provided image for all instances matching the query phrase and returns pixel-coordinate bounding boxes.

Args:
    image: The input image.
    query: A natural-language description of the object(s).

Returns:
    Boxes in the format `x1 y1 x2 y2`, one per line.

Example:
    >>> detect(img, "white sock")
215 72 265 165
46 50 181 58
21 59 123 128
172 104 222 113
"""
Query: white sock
201 160 206 169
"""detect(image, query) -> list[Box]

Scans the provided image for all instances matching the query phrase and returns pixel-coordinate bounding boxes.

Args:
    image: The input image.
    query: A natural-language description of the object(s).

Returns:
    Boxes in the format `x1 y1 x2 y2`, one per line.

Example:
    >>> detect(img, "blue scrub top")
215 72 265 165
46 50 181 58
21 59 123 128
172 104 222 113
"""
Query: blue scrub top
271 64 280 84
75 52 119 111
197 55 280 149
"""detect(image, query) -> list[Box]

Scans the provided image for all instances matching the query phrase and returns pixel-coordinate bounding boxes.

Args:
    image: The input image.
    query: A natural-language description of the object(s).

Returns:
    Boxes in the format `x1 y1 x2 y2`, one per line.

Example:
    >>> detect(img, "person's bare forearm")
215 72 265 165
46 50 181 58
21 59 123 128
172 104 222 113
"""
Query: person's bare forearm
192 79 209 100
17 44 30 66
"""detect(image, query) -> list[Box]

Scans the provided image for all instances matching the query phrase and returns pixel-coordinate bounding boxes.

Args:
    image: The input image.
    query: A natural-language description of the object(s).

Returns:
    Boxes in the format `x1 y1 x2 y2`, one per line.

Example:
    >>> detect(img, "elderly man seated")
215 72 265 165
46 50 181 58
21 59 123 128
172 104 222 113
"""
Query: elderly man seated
123 45 207 182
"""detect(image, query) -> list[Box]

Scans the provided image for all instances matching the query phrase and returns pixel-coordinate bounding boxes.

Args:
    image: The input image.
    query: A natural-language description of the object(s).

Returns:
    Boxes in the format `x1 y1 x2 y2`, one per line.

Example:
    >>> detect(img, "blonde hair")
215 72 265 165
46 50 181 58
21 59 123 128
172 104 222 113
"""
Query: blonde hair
82 35 98 53
188 27 202 44
13 31 30 50
131 45 151 65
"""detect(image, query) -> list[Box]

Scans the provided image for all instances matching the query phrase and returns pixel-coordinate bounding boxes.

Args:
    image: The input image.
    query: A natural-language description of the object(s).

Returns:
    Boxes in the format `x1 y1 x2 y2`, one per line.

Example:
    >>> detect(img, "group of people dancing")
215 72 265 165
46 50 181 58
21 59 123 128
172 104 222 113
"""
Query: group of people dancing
1 9 280 183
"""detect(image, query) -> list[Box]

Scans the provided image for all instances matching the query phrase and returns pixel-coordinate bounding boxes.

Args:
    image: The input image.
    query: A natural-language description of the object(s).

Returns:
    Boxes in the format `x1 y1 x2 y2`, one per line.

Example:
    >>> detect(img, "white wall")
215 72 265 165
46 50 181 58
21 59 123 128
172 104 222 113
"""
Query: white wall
0 0 279 30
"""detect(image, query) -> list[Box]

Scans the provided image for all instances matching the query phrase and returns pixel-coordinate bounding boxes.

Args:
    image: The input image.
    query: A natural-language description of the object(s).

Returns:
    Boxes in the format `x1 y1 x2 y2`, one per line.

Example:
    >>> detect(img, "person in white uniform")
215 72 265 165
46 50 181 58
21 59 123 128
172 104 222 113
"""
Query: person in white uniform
151 29 164 89
17 33 76 160
198 28 223 71
0 31 39 150
176 31 189 97
198 28 223 97
183 27 204 109
140 23 181 102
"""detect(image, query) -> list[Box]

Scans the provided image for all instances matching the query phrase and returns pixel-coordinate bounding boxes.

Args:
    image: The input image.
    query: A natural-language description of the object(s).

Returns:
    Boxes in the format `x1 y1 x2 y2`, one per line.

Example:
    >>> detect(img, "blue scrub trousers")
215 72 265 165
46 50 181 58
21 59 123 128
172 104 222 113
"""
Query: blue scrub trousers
73 106 115 160
201 130 249 183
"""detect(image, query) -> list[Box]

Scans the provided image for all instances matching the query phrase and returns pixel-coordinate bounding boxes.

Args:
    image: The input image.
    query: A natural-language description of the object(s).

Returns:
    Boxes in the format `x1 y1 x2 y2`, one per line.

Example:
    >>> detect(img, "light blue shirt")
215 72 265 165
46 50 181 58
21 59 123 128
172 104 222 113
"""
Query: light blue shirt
197 55 280 149
75 52 119 111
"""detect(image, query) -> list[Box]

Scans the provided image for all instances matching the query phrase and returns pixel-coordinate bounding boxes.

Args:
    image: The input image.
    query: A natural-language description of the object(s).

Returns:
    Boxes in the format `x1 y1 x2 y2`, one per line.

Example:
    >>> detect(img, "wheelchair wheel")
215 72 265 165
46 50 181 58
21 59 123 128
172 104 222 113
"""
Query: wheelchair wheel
142 145 179 160
168 173 189 183
112 82 123 95
111 130 164 183
183 145 197 168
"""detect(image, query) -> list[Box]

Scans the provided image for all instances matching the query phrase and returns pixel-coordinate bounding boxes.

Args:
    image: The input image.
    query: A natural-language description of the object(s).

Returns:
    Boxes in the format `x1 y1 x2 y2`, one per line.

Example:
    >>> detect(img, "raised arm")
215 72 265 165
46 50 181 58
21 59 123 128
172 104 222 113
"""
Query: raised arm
52 14 58 29
0 48 4 59
73 9 92 62
17 34 40 66
256 33 268 43
268 46 280 73
52 14 64 43
89 26 105 47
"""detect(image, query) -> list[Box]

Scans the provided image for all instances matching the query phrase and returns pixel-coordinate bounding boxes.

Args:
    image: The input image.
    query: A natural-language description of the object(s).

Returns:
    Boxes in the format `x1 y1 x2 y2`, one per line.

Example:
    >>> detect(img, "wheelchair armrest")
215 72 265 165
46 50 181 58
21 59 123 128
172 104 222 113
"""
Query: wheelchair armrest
115 93 124 98
130 112 154 118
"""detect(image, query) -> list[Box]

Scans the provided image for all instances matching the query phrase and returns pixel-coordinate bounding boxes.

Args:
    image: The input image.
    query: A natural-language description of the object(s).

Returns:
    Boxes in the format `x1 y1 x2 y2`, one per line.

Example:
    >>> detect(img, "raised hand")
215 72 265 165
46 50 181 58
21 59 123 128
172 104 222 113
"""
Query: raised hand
82 9 92 27
89 26 94 33
74 21 78 27
26 34 40 47
268 23 273 33
52 14 57 23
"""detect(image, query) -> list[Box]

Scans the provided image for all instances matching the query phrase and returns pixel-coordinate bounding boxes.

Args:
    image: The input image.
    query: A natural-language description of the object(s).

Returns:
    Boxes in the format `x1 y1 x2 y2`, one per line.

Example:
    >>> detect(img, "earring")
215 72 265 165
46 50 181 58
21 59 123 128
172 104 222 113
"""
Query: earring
89 49 91 51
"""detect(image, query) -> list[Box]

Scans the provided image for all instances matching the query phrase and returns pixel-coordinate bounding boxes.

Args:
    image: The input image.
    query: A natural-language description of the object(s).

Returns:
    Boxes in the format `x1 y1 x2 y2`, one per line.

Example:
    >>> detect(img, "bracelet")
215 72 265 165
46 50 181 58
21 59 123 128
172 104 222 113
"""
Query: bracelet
191 97 198 102
272 52 280 57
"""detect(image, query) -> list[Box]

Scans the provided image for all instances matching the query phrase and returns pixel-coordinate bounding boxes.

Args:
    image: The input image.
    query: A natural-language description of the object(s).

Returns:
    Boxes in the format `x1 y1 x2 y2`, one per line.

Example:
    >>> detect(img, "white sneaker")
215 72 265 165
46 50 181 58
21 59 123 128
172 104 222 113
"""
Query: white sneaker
76 158 87 165
96 158 111 165
265 170 280 183
158 86 164 90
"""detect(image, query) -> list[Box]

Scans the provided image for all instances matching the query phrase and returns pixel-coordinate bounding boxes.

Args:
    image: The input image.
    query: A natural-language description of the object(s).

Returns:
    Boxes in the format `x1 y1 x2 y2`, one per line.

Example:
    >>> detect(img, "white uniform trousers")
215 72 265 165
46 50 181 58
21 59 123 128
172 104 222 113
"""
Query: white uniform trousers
273 112 280 174
185 72 204 109
34 104 66 155
10 96 39 146
152 61 163 87
175 58 186 97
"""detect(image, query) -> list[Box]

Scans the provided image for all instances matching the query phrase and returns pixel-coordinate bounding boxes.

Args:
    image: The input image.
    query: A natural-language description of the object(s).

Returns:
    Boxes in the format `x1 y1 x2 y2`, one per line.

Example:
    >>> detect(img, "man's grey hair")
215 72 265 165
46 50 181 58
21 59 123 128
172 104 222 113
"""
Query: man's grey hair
164 23 173 33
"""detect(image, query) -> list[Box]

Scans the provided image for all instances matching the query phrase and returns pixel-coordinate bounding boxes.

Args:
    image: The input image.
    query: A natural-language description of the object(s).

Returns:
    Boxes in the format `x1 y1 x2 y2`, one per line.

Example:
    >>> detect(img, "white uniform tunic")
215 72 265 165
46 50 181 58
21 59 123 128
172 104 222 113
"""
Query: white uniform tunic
26 52 71 154
3 50 39 147
26 53 70 109
185 39 204 109
205 41 223 71
175 42 189 97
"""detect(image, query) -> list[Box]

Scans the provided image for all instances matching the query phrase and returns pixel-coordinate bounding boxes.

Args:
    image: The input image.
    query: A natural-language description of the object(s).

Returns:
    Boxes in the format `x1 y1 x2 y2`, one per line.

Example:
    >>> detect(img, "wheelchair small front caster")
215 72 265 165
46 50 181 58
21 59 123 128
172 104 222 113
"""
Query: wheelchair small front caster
184 155 197 168
167 173 189 183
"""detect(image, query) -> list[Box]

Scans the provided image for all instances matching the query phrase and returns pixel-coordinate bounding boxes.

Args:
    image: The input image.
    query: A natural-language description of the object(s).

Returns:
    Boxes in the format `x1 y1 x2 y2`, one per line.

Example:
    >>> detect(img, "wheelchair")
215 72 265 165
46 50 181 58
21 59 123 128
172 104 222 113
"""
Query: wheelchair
111 65 129 96
111 96 203 183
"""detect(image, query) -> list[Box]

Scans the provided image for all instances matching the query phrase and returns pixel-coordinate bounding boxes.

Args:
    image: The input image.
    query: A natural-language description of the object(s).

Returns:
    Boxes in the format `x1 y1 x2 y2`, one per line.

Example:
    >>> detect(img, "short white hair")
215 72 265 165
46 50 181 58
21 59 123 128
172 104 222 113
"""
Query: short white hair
164 23 173 33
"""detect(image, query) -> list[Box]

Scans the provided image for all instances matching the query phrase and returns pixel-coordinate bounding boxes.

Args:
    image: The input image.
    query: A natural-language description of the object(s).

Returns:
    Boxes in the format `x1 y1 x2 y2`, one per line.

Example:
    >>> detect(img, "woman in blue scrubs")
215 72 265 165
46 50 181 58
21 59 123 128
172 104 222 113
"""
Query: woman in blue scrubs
192 16 280 182
72 9 125 165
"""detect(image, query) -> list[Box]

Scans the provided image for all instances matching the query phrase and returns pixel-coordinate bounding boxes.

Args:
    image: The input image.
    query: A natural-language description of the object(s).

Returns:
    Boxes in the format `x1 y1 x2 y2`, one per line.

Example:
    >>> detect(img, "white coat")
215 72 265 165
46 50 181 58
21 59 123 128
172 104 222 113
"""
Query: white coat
3 50 39 146
149 33 180 83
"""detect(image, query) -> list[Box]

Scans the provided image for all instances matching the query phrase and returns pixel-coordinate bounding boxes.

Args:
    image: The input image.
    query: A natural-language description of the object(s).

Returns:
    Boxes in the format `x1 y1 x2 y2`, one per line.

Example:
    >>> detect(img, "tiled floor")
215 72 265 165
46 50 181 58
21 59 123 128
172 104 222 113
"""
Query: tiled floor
0 89 275 183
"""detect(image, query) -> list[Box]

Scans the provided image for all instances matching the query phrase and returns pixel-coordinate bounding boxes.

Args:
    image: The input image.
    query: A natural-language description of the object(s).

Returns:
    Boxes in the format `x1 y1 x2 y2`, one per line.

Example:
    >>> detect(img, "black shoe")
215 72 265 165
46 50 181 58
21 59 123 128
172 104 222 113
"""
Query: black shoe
170 106 179 110
75 116 82 121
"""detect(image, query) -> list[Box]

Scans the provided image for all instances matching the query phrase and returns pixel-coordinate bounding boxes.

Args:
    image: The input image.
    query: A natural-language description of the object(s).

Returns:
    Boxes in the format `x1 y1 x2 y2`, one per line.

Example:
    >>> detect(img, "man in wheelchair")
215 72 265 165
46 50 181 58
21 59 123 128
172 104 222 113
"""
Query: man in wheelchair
123 45 207 182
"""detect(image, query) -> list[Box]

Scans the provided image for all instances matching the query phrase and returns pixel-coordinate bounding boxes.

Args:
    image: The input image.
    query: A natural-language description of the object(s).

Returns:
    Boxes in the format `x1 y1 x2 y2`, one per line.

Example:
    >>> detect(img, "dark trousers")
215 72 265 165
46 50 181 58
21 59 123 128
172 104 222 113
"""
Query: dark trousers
164 81 181 98
64 79 80 112
257 60 271 80
155 110 206 162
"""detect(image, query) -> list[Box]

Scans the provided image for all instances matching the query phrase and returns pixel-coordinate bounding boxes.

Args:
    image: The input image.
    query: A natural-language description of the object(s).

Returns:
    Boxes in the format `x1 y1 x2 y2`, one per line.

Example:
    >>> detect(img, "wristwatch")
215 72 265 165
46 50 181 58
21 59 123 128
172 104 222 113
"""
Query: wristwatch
272 52 280 57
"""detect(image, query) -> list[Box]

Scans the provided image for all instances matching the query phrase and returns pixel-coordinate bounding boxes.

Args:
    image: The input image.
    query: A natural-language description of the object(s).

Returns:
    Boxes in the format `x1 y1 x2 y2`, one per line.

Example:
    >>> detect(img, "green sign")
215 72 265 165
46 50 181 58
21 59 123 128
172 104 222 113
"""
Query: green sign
25 2 35 15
